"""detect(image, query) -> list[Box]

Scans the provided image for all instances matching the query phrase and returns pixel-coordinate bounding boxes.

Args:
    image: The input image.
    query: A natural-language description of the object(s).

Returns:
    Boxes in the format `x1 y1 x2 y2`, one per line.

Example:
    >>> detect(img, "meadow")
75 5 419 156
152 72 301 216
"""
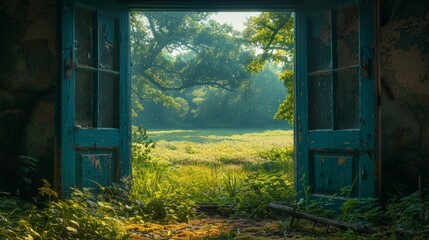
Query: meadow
131 128 296 217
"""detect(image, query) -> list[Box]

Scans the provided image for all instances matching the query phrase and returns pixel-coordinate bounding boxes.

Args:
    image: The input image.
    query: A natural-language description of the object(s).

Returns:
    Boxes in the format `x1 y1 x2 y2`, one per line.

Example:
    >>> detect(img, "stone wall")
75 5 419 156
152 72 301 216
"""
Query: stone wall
0 0 57 195
380 0 429 197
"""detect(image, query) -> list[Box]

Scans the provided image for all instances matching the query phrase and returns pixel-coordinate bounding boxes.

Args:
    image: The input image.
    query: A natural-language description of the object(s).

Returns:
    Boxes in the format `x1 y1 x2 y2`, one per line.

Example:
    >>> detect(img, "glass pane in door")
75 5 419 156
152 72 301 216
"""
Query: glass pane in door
336 5 359 68
337 69 359 129
75 7 94 67
308 12 332 72
99 74 119 128
99 14 119 71
309 75 332 129
75 71 94 127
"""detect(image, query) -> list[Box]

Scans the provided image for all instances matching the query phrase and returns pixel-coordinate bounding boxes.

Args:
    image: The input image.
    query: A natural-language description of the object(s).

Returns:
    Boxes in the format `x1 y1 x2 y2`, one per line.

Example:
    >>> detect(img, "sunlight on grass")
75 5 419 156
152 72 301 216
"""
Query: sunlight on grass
145 129 293 165
131 128 296 218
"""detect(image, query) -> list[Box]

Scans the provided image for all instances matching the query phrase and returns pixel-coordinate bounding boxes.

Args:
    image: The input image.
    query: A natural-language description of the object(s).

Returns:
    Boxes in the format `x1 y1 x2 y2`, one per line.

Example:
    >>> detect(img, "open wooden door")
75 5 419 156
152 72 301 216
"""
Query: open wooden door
60 0 130 197
295 0 377 199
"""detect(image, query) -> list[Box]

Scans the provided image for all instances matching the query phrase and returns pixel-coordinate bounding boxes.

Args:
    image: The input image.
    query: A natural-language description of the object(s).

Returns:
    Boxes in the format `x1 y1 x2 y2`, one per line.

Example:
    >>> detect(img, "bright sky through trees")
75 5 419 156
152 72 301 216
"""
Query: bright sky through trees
210 12 260 31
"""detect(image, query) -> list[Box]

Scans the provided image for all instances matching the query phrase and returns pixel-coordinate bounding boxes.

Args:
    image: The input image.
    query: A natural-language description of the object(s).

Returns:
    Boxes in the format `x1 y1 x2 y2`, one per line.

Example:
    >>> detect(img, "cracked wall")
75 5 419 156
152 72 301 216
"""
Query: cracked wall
0 0 57 195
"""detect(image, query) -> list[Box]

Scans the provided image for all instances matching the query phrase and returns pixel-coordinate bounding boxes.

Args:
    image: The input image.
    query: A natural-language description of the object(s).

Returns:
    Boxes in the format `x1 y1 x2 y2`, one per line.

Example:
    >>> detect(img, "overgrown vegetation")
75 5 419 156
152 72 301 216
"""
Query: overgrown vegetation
1 129 429 239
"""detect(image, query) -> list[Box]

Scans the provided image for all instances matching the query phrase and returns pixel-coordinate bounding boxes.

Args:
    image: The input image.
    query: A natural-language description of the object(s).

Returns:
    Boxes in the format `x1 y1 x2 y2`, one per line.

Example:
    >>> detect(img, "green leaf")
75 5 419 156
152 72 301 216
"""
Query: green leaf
66 226 78 233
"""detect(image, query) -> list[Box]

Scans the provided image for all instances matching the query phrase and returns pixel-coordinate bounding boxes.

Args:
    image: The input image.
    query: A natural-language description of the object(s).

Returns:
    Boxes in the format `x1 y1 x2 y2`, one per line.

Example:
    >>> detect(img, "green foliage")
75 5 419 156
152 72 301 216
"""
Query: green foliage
243 12 295 125
0 195 36 239
131 11 252 117
25 189 128 239
132 160 197 222
18 156 39 185
132 129 295 219
0 180 132 239
385 192 429 232
131 12 293 129
4 128 429 239
222 173 241 199
134 65 288 129
235 172 295 217
274 70 294 125
339 198 383 226
243 12 294 73
132 126 156 163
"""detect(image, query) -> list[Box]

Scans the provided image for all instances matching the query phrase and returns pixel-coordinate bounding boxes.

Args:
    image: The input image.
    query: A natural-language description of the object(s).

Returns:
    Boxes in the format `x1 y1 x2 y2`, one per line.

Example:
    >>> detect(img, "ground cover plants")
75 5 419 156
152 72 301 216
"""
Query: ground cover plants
1 128 429 239
132 128 296 218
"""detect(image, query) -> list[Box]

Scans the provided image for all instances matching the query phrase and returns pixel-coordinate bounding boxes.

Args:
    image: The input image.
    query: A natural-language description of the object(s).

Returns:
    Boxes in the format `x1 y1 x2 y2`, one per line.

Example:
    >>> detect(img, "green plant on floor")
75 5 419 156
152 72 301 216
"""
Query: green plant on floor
18 155 39 185
297 185 334 218
132 125 156 163
385 192 429 232
222 173 241 199
338 198 383 226
132 160 197 222
235 172 294 217
0 194 36 239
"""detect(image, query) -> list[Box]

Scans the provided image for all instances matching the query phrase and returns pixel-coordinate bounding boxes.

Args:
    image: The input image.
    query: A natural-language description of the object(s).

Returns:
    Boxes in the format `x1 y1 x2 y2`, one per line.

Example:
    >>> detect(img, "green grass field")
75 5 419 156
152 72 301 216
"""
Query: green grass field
131 128 296 217
146 128 294 165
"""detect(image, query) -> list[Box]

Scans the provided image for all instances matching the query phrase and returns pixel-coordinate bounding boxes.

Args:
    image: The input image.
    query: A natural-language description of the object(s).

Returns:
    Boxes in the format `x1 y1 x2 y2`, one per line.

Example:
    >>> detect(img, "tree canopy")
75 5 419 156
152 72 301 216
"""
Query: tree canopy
130 11 295 126
131 12 252 116
243 12 295 124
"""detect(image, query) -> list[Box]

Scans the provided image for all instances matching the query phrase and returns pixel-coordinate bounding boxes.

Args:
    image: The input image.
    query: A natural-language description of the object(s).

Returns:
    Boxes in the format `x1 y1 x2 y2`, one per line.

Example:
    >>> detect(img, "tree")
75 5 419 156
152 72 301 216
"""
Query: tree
130 12 252 116
243 12 295 124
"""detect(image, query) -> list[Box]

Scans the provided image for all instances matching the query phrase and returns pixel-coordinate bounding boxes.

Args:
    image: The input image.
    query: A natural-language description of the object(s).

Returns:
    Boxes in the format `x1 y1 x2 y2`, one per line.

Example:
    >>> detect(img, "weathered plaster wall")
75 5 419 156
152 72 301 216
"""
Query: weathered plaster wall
380 0 429 197
0 0 57 195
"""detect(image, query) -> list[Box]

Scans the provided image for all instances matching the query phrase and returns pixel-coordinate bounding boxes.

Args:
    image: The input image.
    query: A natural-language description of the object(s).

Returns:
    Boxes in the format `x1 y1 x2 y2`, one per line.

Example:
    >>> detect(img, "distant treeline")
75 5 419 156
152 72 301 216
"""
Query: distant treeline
133 66 290 129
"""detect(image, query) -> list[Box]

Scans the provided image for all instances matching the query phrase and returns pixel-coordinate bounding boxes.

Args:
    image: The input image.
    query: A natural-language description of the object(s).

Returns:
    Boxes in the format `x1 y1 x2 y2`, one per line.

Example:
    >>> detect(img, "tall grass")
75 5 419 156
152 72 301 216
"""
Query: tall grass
131 128 296 218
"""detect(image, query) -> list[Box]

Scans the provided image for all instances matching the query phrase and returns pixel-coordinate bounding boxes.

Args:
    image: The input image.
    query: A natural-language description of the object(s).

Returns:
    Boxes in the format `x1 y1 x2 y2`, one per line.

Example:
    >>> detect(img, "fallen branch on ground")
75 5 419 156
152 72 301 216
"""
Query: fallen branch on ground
267 203 378 234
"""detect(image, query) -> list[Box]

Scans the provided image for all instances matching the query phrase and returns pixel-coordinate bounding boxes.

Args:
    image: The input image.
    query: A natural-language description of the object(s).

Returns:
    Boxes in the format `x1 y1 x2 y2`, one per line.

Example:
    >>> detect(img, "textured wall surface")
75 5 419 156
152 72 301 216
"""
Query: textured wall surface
380 0 429 197
0 0 57 195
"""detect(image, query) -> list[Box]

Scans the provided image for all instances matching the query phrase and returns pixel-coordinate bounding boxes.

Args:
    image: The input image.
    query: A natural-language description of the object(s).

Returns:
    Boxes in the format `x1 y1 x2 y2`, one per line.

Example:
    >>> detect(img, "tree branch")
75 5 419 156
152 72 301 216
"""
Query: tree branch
264 15 291 52
141 71 234 92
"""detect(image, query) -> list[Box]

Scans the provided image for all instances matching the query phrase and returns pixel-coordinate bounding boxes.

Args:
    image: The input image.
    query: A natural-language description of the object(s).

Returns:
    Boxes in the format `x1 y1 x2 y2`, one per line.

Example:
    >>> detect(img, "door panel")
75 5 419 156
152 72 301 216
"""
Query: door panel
311 152 357 196
296 0 376 199
77 150 117 189
60 0 130 197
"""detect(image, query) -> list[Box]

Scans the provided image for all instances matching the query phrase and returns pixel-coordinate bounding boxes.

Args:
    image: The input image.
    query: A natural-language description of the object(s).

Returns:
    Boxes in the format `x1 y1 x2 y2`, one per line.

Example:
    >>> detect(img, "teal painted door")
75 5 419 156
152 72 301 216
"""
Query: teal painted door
60 0 130 197
295 0 377 198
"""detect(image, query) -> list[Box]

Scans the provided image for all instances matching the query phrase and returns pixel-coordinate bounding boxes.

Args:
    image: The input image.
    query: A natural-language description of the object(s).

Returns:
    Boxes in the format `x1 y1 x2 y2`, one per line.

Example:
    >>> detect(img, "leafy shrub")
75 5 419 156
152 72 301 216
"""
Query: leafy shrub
0 195 36 239
385 192 429 232
132 126 156 163
235 172 295 217
339 198 383 226
132 161 197 222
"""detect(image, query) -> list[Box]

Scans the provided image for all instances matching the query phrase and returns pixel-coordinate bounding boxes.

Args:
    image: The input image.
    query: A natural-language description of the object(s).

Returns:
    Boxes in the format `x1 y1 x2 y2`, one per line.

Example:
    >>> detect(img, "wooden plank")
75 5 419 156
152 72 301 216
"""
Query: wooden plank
308 130 361 150
75 128 120 147
358 0 376 198
122 0 297 10
60 0 76 198
118 1 132 178
295 0 309 199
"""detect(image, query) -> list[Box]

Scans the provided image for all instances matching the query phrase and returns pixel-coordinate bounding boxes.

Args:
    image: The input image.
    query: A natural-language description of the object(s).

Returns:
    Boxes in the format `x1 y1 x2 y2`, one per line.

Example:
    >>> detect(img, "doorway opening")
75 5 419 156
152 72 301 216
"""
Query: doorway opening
130 10 296 215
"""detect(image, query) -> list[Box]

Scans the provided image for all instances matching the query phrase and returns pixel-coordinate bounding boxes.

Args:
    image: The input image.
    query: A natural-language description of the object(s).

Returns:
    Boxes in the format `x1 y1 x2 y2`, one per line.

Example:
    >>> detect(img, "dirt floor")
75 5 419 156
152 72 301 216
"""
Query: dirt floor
124 217 343 239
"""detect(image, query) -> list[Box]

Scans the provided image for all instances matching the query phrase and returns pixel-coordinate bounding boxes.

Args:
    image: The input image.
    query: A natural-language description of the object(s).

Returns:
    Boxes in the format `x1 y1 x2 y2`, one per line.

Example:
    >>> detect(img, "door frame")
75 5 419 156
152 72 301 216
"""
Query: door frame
58 0 380 199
